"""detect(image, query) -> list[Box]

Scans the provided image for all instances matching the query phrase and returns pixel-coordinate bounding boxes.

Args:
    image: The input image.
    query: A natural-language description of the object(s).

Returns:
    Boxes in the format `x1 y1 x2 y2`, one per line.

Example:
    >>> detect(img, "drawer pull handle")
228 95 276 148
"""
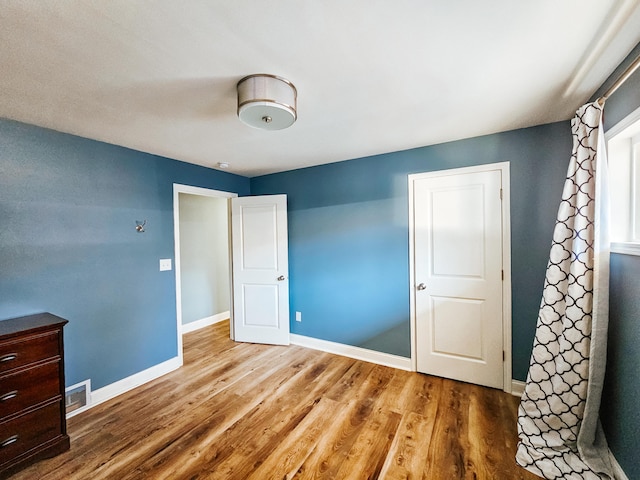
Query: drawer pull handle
0 390 17 402
0 354 17 362
1 435 18 448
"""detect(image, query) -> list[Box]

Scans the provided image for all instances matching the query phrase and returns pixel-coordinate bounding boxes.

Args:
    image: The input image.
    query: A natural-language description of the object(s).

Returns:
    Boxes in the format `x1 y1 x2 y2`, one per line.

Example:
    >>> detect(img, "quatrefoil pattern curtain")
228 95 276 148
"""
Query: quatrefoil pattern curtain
516 102 613 479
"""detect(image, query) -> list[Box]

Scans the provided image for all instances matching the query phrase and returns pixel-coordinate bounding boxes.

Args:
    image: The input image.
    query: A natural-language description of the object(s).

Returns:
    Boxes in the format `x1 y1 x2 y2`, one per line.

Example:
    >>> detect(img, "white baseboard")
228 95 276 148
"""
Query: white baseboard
90 356 182 409
290 335 531 388
290 334 412 371
511 380 526 397
610 449 629 480
181 311 229 334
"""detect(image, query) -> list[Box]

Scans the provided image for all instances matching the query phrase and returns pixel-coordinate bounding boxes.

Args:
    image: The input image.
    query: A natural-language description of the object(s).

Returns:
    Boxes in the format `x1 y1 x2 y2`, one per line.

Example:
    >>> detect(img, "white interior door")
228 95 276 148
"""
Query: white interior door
231 195 290 345
412 167 504 389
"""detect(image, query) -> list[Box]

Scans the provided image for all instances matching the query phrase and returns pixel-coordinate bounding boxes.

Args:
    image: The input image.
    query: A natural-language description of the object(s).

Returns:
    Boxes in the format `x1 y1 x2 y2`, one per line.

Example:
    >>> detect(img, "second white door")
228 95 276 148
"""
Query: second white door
411 166 504 389
231 195 290 345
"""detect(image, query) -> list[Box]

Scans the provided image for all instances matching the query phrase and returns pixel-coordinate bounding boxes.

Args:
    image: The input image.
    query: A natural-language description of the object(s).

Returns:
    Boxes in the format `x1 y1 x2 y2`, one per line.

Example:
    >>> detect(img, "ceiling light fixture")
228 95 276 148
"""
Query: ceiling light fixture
237 74 297 130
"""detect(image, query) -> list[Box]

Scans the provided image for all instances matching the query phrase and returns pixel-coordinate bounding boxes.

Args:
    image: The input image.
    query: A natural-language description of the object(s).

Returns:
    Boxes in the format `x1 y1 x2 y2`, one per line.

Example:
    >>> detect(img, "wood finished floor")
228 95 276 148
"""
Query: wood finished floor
12 321 541 480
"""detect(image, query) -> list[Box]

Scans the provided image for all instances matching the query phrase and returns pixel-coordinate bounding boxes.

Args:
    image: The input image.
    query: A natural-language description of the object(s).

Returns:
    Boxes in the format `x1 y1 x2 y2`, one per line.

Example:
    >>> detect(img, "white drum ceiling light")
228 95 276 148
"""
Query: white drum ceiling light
237 74 297 130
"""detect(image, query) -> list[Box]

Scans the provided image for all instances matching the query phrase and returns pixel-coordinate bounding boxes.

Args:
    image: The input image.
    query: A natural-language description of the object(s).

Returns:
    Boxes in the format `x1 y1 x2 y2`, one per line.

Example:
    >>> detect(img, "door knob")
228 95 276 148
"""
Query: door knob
417 283 426 291
277 275 286 281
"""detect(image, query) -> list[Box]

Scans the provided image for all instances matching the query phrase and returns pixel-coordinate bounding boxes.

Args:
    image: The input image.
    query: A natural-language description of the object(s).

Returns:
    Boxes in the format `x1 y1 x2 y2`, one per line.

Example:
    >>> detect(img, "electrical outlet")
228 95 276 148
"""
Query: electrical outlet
159 259 172 271
295 311 302 322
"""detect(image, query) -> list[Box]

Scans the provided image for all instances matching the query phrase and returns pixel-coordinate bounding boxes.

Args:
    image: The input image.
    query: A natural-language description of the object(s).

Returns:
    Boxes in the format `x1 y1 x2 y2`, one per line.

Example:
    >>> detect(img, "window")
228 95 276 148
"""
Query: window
606 105 640 255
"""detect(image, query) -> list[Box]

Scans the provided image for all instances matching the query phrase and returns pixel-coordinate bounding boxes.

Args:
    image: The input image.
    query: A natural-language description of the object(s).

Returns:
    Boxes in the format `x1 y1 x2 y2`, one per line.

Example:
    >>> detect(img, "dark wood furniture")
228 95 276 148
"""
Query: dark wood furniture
0 313 69 479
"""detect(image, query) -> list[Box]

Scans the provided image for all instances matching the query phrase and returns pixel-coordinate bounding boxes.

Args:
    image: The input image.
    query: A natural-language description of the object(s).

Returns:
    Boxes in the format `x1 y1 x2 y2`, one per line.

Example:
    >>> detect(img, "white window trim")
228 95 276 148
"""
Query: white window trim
605 104 640 140
606 104 640 254
611 241 640 256
632 138 640 241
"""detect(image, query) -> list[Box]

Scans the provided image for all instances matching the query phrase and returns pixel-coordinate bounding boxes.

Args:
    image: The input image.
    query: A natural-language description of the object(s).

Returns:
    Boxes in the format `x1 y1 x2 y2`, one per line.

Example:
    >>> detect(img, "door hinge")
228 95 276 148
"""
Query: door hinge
503 350 505 361
500 188 503 200
501 269 504 281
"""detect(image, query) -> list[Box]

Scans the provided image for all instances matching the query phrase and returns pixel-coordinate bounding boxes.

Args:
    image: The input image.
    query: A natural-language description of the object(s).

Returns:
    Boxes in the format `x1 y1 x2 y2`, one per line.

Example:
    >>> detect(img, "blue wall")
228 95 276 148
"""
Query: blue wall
252 121 571 378
0 119 249 389
602 254 640 478
594 42 640 479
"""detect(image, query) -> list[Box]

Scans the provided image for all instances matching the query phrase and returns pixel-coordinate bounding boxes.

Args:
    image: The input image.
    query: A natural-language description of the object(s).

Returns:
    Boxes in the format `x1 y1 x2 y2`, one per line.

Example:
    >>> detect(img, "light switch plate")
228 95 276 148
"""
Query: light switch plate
159 259 172 271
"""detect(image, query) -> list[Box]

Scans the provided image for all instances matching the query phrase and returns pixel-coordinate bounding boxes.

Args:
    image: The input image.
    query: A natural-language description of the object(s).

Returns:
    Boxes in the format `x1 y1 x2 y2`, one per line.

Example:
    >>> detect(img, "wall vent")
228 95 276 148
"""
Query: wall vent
65 380 91 418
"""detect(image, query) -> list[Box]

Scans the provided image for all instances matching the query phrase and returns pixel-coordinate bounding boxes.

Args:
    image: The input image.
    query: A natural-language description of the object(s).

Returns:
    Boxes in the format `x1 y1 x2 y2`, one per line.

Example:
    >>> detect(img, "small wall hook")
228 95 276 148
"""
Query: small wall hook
135 220 146 233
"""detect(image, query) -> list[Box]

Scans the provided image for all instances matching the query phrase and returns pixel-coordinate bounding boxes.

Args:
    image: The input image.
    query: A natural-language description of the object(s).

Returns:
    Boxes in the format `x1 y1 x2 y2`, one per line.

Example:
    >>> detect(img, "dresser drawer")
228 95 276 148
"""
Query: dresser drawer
0 402 62 465
0 361 61 419
0 331 60 375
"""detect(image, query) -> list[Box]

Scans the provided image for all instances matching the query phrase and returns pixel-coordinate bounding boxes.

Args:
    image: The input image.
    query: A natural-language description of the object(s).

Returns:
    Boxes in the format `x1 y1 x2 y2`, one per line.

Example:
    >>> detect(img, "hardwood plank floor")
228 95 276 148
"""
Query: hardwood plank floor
11 321 541 479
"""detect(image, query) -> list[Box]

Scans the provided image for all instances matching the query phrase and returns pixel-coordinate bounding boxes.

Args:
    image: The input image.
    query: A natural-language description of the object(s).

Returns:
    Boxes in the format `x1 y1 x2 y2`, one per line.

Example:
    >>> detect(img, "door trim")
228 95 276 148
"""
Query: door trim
408 162 512 392
173 184 237 366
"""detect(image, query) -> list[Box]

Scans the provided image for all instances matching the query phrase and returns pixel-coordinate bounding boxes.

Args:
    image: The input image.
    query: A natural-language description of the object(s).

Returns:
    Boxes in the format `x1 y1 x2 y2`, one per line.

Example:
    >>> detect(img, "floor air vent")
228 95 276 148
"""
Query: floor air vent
65 380 91 418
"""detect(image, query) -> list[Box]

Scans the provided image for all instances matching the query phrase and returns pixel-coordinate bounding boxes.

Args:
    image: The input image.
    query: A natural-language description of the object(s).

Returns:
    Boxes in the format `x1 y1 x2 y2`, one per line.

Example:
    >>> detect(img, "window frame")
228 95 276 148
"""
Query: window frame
605 104 640 256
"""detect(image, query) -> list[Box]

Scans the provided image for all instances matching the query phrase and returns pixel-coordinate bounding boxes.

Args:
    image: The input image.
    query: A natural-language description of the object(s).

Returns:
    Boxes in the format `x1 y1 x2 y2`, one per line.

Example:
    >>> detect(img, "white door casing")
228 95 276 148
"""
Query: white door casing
409 163 511 390
231 195 290 345
173 184 237 365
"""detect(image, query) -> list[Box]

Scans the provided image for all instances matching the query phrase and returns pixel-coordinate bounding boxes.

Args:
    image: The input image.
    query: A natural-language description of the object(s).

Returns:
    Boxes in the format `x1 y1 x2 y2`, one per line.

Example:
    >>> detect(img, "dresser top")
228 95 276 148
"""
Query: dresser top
0 312 68 338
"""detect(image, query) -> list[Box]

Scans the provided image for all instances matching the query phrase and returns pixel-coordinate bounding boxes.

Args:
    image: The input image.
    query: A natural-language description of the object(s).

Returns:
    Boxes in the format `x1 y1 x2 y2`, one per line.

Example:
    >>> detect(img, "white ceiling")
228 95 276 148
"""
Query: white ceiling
1 1 640 177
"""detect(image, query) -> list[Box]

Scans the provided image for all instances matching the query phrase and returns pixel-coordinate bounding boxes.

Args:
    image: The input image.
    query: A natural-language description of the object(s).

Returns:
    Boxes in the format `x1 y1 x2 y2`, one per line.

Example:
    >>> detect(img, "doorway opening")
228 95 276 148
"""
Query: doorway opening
173 184 237 363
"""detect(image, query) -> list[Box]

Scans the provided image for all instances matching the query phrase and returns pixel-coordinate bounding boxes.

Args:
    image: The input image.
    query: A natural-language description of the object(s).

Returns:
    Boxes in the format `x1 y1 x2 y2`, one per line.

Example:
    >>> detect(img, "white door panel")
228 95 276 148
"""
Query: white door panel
232 195 289 345
412 168 504 389
431 297 485 360
241 284 279 327
431 185 485 277
238 204 279 270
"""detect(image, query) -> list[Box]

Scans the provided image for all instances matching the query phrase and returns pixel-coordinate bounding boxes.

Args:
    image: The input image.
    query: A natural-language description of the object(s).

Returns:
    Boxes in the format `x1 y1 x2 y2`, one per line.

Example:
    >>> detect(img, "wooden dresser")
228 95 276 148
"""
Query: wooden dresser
0 313 70 479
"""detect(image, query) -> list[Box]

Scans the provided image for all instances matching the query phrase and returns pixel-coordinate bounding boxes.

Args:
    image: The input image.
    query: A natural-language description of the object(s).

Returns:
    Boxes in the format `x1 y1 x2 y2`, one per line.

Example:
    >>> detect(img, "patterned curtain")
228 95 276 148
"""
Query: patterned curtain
516 102 612 479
